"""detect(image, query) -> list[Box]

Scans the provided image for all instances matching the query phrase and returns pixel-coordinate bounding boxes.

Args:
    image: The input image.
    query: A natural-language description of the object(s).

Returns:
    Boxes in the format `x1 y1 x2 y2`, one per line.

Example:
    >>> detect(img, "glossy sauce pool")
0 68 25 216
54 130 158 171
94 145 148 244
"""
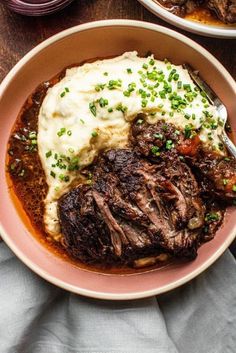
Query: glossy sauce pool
186 8 236 27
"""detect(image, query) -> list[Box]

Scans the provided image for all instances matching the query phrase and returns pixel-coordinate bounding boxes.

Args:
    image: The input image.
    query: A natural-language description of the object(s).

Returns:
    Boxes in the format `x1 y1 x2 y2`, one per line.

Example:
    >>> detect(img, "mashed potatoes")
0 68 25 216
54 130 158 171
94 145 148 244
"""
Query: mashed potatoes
37 51 222 237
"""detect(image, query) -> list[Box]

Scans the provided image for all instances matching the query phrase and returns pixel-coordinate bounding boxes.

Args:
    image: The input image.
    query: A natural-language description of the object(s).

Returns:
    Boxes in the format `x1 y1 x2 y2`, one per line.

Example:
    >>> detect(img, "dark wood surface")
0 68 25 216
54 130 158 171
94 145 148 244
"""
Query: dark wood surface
0 0 235 82
0 0 236 252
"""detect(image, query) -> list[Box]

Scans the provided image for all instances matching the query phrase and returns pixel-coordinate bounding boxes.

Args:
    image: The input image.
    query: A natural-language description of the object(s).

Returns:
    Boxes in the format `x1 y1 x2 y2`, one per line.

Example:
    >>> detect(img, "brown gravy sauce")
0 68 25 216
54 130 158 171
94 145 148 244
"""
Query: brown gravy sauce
6 63 174 275
186 8 235 27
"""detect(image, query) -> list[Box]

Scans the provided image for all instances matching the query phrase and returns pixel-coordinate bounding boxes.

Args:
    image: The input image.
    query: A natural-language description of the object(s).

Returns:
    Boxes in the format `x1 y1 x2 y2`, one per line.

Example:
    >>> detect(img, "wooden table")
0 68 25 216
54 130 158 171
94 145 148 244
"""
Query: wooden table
0 0 235 82
0 0 236 252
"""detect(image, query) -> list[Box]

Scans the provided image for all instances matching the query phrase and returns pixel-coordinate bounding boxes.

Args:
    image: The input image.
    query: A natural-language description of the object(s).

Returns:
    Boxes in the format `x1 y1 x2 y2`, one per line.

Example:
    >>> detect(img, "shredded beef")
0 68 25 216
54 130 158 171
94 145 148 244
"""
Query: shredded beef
157 0 236 23
58 120 231 267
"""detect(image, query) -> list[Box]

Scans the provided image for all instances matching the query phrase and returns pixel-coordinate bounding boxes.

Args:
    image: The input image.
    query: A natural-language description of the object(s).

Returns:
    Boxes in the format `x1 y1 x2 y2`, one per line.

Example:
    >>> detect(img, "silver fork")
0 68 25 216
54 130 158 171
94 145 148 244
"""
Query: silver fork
184 64 236 158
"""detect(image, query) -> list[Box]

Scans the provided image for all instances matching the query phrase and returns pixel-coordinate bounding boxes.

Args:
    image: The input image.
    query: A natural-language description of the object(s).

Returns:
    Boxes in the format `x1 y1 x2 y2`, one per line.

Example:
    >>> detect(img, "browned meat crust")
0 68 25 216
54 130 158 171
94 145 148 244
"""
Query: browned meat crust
207 0 236 23
58 120 230 267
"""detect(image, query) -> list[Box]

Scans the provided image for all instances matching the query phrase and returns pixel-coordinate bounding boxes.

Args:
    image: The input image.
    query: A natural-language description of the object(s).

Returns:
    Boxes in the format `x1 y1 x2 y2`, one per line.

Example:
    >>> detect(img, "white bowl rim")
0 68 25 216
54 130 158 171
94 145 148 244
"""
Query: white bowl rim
0 19 236 300
137 0 236 38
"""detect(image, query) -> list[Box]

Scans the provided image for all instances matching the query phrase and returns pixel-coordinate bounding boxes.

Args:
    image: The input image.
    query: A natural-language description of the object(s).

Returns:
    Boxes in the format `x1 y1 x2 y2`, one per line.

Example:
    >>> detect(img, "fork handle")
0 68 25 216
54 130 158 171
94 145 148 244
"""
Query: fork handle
219 131 236 159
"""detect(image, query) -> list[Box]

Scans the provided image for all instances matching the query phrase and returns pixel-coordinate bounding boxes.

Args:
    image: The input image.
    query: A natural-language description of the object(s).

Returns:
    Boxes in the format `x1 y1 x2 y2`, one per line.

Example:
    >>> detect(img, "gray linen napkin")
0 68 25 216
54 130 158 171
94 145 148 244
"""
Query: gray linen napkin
0 241 236 353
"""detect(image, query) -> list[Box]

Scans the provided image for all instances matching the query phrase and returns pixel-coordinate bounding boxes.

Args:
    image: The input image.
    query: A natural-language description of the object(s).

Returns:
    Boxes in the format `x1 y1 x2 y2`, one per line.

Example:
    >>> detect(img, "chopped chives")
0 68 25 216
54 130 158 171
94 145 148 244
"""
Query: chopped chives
173 73 179 81
205 212 219 222
149 58 155 66
46 150 52 158
89 102 97 117
123 91 131 97
67 156 79 171
136 119 144 125
141 91 147 98
184 113 191 120
70 156 79 164
165 140 174 150
29 131 37 139
59 174 70 182
223 179 229 185
218 143 224 151
57 127 66 137
95 84 105 92
153 133 163 140
107 79 122 90
141 99 148 108
99 97 108 107
159 91 166 99
151 146 160 155
184 124 193 139
183 84 191 92
91 131 98 137
116 103 127 113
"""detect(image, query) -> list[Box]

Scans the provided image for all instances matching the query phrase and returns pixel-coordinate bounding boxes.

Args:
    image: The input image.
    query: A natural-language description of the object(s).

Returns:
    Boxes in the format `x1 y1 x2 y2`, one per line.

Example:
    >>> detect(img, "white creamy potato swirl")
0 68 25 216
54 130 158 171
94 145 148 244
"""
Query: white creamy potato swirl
37 51 222 238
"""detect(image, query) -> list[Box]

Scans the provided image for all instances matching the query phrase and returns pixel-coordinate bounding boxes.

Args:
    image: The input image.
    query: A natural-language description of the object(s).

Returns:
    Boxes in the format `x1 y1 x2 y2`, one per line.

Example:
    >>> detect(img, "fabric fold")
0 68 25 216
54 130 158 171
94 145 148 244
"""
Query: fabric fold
0 242 235 353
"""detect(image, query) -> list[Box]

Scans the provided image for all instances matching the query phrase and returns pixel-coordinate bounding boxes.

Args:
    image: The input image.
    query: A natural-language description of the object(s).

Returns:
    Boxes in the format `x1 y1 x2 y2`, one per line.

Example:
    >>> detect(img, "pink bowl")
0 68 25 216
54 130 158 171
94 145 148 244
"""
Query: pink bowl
0 20 236 300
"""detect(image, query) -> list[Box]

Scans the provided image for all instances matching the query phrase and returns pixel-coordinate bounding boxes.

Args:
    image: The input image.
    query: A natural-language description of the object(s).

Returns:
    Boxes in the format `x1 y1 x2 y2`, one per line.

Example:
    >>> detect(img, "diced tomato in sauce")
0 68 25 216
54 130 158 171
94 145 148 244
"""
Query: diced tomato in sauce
177 135 201 156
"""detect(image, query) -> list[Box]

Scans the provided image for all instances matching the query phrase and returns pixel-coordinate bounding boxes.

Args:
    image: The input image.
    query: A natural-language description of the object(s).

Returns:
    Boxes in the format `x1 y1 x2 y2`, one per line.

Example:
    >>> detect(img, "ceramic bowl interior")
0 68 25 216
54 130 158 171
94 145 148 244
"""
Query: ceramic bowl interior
137 0 236 38
0 20 236 300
